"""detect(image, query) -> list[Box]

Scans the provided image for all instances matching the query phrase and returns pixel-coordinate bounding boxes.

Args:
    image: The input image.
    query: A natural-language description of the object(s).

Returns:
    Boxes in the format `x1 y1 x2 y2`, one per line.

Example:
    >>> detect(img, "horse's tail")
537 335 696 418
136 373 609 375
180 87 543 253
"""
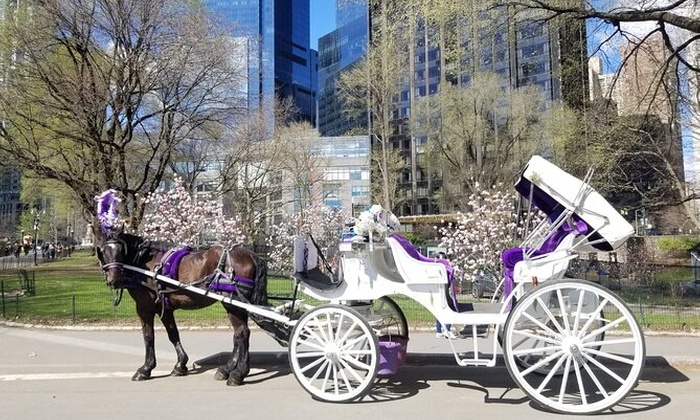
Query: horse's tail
251 255 269 307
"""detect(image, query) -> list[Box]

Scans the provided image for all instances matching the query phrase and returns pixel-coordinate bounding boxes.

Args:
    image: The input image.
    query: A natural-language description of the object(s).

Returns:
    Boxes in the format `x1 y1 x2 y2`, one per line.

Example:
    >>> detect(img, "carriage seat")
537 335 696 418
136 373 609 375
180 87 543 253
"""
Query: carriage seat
292 235 342 290
387 234 459 309
502 219 588 297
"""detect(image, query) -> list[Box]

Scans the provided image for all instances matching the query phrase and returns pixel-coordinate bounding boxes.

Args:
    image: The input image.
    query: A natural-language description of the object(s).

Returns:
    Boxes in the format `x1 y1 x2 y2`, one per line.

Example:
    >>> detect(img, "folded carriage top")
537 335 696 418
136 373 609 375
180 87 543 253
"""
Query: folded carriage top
514 155 634 252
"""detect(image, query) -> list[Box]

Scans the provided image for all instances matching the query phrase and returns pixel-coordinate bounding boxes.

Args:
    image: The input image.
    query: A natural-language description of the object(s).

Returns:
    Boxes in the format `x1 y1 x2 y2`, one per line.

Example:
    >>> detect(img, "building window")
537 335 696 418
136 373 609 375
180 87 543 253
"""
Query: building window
520 43 546 58
351 186 369 197
521 62 546 77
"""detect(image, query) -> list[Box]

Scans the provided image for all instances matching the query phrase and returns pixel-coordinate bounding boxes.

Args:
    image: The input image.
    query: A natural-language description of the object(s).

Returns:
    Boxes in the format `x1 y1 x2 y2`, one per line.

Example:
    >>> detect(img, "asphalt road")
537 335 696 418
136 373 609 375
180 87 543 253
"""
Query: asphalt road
1 326 700 420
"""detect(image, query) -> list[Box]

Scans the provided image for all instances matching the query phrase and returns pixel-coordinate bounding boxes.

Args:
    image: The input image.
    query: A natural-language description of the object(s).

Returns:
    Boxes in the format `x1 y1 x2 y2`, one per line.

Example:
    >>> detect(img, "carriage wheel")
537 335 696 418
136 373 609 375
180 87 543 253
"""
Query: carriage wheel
500 308 605 376
288 304 379 402
368 296 409 339
502 279 645 414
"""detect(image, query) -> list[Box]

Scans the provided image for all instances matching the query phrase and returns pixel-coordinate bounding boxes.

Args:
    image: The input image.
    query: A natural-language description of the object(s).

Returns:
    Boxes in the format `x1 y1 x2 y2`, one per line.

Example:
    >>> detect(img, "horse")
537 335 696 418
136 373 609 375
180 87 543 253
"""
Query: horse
95 227 268 386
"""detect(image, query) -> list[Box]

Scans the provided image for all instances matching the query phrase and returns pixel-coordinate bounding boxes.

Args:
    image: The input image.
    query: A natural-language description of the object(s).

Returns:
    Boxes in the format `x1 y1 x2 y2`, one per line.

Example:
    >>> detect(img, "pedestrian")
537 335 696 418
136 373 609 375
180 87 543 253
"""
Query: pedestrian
434 251 457 339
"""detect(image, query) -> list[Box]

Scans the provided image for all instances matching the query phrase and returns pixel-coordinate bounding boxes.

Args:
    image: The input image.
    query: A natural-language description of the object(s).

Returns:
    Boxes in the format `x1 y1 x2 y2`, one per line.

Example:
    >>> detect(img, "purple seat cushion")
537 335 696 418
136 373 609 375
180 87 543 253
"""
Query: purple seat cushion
501 220 589 299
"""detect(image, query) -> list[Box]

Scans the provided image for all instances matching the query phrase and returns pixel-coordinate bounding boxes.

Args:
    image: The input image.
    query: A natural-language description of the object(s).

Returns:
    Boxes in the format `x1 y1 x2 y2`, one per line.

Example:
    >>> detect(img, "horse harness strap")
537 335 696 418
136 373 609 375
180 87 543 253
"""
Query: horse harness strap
148 247 196 313
205 248 256 302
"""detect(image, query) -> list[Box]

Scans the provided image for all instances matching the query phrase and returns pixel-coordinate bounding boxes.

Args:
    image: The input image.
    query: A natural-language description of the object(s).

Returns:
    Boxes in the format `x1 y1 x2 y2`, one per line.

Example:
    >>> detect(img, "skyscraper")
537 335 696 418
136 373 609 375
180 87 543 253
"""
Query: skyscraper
317 1 368 136
318 2 588 216
205 0 316 123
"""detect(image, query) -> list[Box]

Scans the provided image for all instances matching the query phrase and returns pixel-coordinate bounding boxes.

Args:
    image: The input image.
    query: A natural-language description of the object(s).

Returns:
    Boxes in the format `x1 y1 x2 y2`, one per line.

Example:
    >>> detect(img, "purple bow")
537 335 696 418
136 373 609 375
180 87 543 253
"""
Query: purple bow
95 189 121 232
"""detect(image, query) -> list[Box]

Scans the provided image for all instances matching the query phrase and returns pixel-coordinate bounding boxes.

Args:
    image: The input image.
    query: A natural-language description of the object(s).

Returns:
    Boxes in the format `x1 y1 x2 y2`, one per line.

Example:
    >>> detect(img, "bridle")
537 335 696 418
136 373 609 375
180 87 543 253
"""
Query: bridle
100 236 136 305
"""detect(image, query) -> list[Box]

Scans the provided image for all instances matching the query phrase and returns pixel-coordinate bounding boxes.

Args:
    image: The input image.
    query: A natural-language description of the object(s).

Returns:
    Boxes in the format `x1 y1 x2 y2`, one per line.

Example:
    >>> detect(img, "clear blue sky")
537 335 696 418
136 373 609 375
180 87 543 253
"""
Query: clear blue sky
310 0 336 50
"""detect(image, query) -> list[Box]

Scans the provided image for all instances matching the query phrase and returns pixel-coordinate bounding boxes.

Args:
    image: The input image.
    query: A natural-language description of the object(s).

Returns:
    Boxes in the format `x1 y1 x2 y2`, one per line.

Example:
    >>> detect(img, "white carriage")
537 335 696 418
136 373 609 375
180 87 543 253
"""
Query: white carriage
283 155 645 414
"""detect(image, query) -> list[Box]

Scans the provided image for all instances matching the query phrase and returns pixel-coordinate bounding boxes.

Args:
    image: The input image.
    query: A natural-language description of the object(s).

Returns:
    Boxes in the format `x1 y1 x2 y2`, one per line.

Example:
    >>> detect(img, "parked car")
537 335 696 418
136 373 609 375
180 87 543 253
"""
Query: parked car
680 280 700 297
471 269 499 299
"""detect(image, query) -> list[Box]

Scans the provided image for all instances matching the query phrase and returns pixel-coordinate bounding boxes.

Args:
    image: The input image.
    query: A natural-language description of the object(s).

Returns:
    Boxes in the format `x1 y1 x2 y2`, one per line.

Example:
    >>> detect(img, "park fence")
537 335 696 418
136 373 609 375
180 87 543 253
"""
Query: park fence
1 269 699 332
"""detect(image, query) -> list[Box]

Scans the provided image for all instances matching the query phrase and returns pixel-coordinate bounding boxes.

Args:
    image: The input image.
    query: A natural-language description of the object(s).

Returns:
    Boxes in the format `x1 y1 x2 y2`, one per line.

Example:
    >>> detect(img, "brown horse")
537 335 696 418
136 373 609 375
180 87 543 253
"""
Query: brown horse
95 228 268 386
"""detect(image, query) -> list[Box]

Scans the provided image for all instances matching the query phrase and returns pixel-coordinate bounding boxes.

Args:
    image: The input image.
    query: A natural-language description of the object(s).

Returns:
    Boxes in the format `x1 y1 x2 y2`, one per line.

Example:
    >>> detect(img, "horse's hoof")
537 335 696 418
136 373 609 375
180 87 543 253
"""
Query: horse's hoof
132 371 151 381
226 375 244 386
214 368 229 381
171 366 188 377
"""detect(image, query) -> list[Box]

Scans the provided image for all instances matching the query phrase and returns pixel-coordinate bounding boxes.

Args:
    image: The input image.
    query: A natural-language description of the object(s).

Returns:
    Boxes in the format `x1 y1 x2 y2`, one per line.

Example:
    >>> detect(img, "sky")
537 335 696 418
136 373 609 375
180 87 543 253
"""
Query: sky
310 0 336 50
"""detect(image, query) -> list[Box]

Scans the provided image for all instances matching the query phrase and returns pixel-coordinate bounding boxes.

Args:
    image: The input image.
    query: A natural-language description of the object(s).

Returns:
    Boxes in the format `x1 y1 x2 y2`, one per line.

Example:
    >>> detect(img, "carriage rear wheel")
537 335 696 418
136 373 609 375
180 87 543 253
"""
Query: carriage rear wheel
502 279 645 414
368 296 409 339
288 304 379 402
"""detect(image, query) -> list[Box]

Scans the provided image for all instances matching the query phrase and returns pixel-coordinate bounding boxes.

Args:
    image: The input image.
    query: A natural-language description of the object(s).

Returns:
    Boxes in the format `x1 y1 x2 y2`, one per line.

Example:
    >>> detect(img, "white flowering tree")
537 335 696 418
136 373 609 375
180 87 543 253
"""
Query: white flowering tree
438 183 530 283
266 203 348 273
140 177 246 247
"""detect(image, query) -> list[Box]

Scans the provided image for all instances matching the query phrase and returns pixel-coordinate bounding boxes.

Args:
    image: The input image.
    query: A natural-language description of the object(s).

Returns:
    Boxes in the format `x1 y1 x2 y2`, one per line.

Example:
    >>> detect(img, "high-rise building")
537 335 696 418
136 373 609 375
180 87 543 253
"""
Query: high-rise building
317 1 368 136
317 3 588 216
0 166 21 239
205 0 317 123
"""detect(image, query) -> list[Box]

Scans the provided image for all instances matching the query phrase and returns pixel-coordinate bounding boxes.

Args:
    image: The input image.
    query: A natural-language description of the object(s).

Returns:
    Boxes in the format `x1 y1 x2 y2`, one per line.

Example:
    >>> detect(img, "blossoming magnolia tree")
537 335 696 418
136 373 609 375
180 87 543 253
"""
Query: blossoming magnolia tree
265 203 348 273
139 177 246 247
438 183 531 284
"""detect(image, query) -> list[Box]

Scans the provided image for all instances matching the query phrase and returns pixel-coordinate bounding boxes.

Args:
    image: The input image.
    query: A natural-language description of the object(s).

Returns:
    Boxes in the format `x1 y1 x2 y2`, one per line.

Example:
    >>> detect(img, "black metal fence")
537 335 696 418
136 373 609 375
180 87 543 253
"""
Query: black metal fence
2 269 699 332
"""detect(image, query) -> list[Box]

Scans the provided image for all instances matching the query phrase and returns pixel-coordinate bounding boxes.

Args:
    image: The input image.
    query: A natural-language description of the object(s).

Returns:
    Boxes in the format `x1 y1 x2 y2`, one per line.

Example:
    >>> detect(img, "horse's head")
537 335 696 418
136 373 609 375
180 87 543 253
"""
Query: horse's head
96 228 130 289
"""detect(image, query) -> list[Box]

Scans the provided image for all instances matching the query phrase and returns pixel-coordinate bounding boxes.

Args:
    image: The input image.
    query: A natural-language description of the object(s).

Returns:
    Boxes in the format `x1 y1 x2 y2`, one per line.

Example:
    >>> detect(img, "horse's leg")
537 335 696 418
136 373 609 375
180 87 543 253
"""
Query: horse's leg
214 306 250 386
160 309 189 377
133 297 157 381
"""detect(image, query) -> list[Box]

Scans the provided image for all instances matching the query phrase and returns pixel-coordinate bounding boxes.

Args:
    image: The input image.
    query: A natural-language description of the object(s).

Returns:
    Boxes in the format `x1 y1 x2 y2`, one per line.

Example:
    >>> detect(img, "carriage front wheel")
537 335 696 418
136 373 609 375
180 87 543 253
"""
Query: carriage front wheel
502 279 645 414
288 304 379 402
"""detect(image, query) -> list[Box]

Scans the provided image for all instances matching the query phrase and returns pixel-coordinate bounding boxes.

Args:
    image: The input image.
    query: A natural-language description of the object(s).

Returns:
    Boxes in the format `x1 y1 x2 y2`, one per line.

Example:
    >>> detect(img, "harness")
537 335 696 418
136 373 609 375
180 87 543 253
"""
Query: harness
102 241 255 312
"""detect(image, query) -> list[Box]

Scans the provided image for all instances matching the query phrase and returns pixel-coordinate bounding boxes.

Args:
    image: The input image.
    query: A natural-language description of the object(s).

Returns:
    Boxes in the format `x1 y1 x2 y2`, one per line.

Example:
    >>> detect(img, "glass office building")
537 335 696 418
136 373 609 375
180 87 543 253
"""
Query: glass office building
317 1 368 136
205 0 316 123
318 3 587 216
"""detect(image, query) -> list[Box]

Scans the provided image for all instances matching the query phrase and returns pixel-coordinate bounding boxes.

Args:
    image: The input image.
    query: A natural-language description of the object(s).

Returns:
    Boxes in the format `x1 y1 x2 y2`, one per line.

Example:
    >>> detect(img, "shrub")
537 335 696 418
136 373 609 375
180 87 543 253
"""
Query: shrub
656 236 700 257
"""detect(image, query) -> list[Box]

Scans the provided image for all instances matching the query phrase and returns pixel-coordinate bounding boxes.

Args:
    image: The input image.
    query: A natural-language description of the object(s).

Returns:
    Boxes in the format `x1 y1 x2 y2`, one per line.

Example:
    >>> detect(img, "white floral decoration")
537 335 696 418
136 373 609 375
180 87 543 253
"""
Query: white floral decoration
353 204 400 240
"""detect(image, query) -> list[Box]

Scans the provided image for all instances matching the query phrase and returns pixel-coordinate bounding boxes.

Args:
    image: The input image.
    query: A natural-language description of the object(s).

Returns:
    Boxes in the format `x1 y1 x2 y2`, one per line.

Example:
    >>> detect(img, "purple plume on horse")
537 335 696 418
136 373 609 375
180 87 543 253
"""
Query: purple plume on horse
95 189 121 232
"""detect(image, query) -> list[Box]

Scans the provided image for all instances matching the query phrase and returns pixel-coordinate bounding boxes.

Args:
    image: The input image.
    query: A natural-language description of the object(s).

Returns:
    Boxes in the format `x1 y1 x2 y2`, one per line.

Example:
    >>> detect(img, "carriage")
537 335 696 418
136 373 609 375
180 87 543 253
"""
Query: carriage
97 155 645 414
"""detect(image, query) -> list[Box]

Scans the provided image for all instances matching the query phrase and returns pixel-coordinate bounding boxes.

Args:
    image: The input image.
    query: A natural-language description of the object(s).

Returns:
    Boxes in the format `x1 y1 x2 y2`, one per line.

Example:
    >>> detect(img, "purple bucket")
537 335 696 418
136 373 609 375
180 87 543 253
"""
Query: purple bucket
377 336 409 376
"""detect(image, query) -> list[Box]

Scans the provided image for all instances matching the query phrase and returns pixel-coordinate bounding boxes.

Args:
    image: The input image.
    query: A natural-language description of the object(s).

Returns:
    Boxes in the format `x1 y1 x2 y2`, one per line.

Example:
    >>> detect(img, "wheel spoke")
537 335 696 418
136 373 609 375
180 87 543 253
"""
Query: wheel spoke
535 296 566 336
571 288 587 336
556 289 571 332
577 298 609 339
573 357 588 405
302 323 329 348
558 355 573 404
520 349 566 377
295 350 326 359
521 311 562 339
339 357 367 382
581 358 610 397
511 328 562 350
585 347 637 366
536 351 569 393
583 337 636 348
582 351 626 385
581 316 627 342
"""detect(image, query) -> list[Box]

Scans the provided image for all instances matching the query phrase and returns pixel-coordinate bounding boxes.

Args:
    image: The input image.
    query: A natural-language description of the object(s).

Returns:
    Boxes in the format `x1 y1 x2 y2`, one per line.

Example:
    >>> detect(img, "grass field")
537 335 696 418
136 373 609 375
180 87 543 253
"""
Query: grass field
1 249 699 331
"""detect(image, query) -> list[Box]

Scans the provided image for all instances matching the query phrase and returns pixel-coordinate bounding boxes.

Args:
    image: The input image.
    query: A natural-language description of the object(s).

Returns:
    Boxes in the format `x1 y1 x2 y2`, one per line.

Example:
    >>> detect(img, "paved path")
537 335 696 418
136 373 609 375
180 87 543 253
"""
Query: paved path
1 325 700 420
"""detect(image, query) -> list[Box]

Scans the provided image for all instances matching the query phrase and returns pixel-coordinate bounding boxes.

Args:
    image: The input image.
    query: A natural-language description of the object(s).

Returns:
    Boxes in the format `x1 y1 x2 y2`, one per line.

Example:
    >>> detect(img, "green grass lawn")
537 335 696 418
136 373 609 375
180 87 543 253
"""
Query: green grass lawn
1 250 698 331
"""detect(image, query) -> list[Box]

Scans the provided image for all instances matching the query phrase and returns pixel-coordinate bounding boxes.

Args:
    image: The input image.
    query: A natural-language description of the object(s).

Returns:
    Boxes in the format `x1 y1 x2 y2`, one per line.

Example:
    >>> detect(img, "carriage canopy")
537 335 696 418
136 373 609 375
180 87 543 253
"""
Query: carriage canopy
514 155 634 252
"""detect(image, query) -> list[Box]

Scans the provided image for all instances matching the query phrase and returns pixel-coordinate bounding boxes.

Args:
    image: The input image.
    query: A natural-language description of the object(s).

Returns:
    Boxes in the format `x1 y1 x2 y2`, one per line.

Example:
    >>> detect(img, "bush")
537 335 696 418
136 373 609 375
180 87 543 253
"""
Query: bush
657 236 700 257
